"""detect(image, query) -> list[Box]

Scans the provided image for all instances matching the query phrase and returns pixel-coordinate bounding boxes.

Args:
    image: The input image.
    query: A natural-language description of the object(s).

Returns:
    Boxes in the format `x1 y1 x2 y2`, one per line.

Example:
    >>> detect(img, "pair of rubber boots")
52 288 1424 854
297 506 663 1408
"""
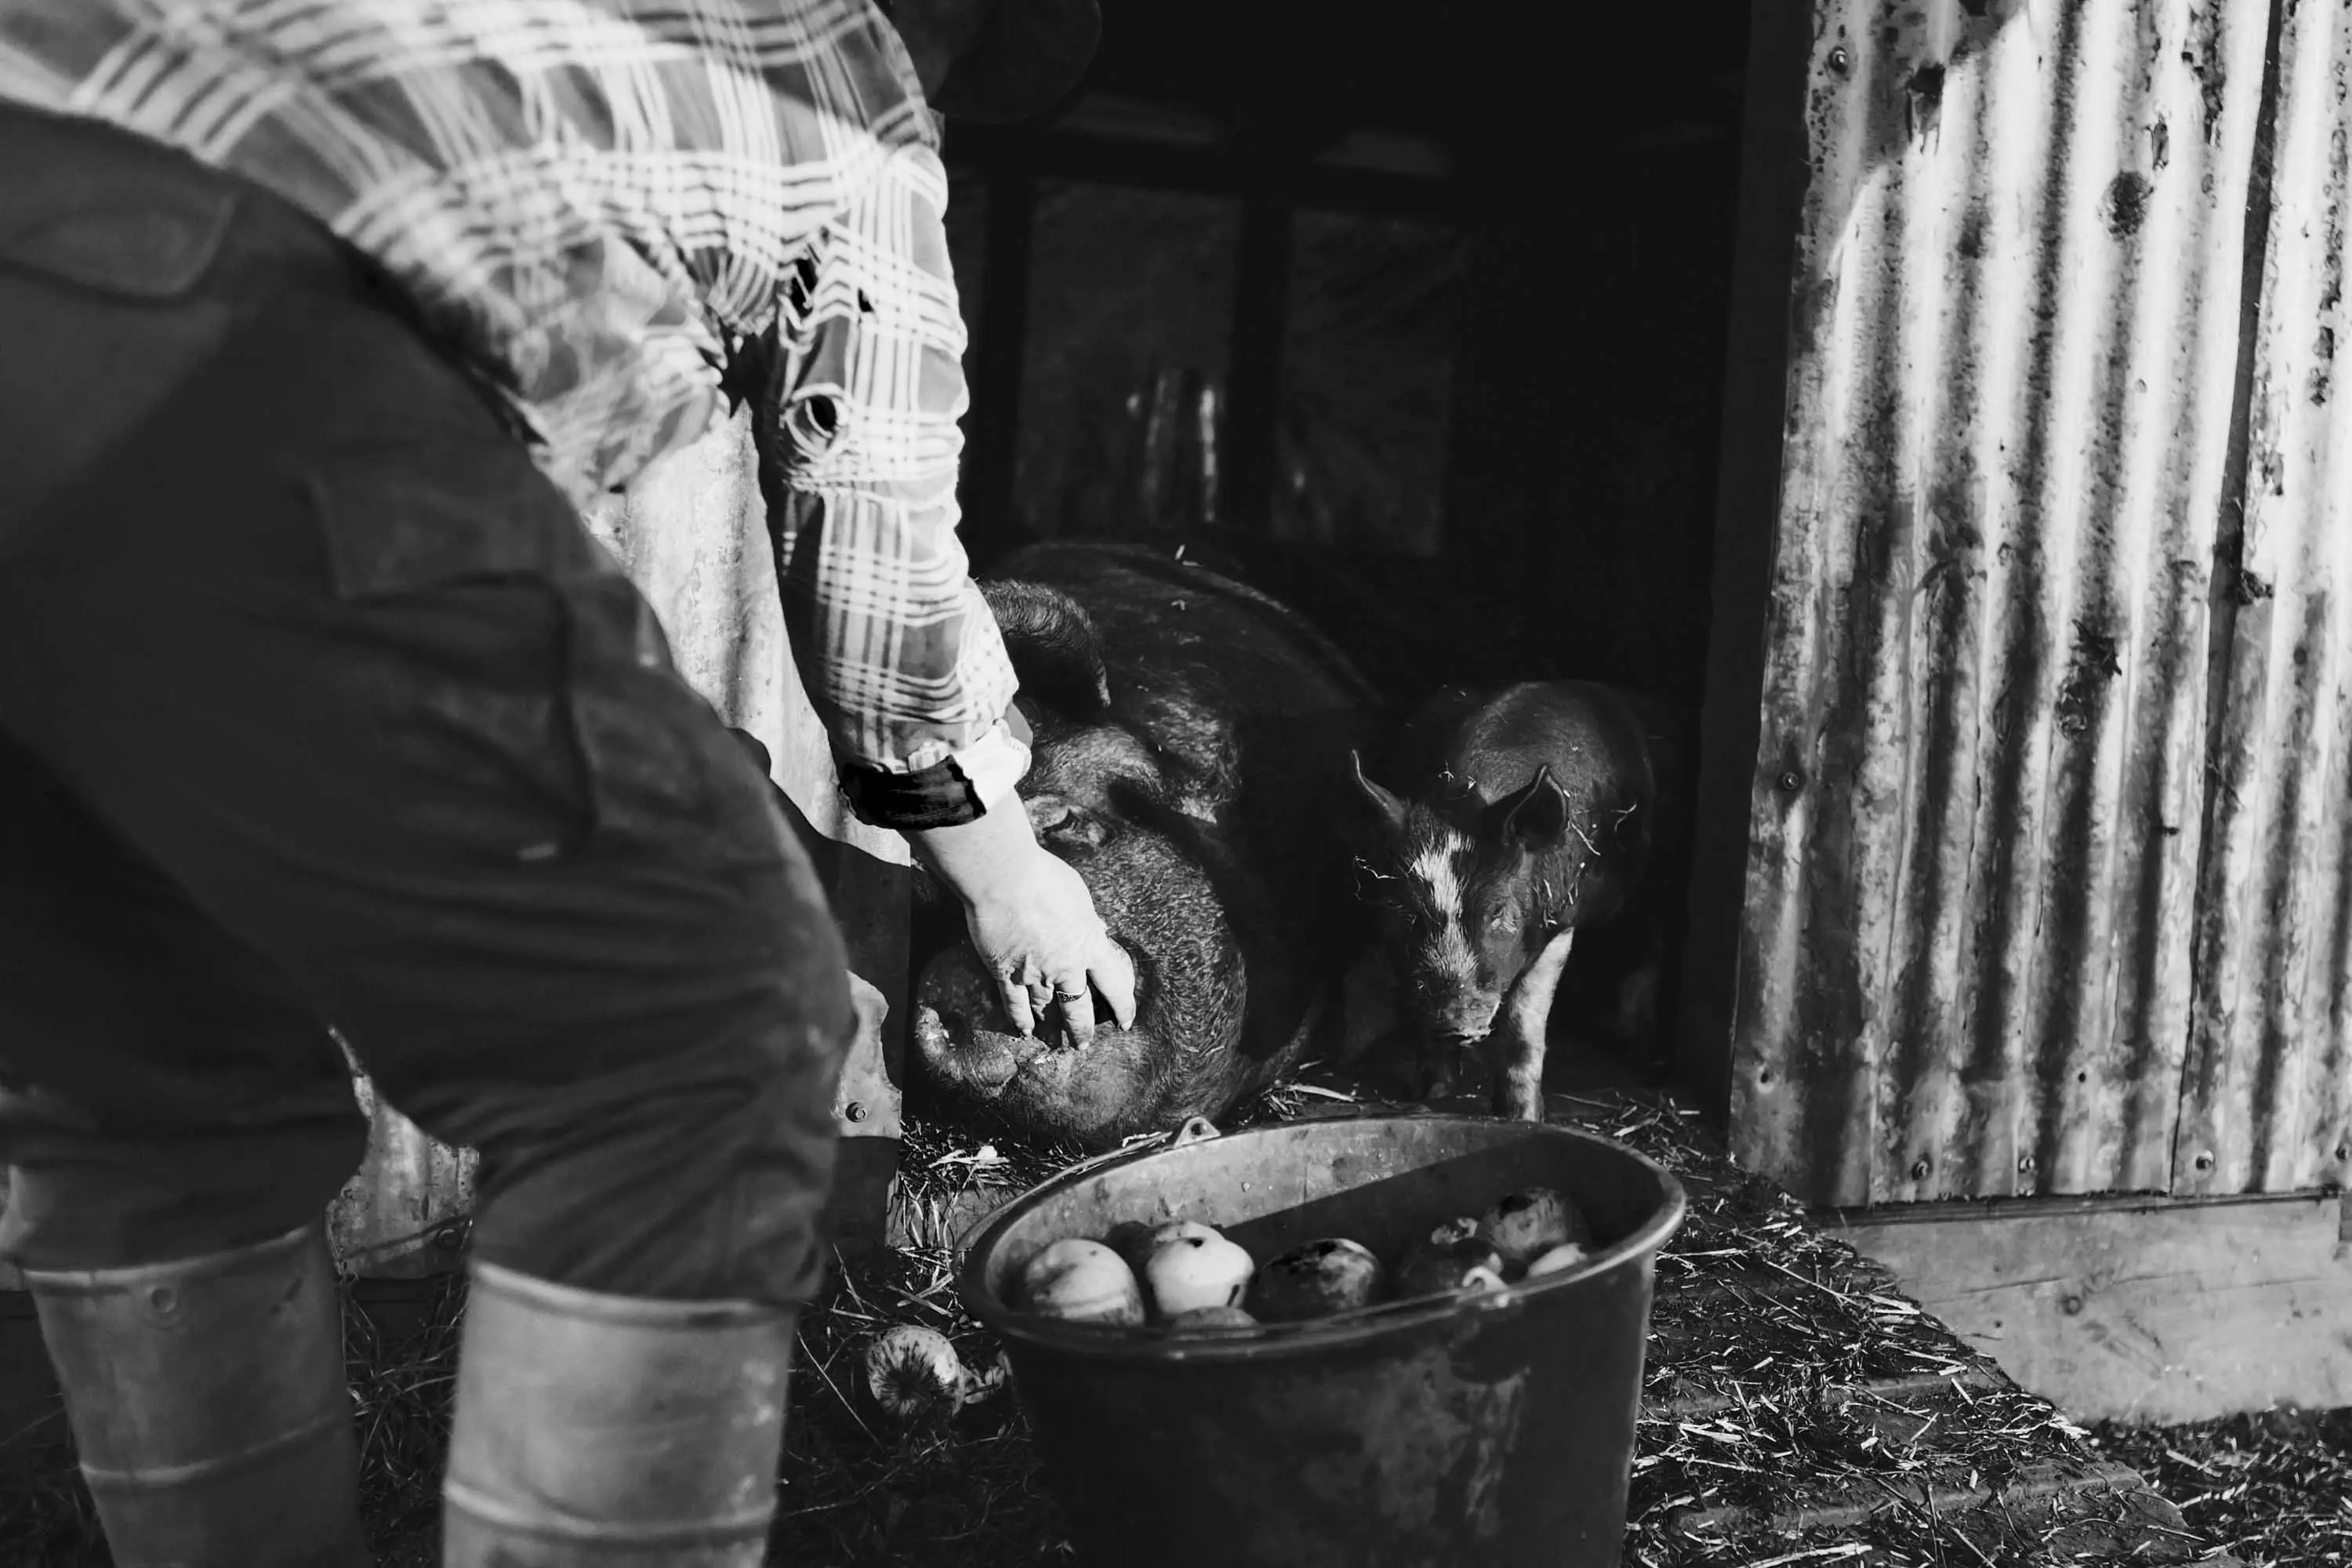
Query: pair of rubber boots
20 1222 795 1566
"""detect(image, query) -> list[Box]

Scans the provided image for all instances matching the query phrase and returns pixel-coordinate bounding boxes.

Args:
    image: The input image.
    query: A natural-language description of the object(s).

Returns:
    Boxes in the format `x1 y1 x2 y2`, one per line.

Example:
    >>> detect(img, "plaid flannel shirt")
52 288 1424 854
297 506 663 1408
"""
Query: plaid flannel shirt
0 0 1028 828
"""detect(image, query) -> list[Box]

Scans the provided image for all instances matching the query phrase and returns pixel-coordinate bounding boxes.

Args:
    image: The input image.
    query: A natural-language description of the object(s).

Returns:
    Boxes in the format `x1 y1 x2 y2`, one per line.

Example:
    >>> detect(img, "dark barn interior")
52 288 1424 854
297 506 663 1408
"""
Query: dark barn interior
942 3 1750 713
9 3 2336 1564
934 2 1755 1088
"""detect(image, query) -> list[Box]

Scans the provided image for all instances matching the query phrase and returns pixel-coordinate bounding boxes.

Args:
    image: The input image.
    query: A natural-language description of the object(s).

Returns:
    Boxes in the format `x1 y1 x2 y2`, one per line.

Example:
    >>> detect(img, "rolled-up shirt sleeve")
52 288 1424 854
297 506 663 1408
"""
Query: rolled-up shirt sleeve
762 130 1029 831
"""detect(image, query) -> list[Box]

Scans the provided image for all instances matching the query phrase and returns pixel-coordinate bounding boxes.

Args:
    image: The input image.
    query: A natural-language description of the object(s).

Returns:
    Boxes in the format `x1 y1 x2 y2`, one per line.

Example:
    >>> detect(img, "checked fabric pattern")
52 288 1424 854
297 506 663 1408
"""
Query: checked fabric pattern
0 0 1026 818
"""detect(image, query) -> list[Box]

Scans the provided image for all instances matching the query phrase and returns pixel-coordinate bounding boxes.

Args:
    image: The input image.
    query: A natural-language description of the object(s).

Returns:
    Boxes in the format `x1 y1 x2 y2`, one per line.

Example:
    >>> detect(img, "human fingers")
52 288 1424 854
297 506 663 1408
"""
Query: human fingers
1051 975 1097 1048
996 971 1036 1036
1091 935 1138 1032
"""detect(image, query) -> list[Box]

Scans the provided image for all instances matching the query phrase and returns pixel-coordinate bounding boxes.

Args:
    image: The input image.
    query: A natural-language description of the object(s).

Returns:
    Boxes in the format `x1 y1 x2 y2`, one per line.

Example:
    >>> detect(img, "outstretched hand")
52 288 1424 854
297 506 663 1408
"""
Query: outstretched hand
908 801 1138 1047
960 843 1136 1046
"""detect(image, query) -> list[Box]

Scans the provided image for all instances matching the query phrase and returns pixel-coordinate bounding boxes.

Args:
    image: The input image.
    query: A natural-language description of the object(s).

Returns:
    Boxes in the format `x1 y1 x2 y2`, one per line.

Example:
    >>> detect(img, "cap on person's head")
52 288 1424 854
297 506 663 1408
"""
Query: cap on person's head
928 0 1102 124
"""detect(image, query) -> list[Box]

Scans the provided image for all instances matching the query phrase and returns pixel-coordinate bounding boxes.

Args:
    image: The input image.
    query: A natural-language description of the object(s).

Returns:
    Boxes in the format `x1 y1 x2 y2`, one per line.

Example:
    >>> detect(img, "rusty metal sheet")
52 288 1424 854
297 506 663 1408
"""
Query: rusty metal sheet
328 1062 478 1279
1731 0 2267 1207
2175 0 2352 1197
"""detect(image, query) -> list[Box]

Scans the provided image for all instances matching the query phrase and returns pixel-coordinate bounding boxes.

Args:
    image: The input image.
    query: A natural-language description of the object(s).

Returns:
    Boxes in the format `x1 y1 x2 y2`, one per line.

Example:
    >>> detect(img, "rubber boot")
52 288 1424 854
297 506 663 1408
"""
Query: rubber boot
19 1221 370 1567
440 1261 799 1566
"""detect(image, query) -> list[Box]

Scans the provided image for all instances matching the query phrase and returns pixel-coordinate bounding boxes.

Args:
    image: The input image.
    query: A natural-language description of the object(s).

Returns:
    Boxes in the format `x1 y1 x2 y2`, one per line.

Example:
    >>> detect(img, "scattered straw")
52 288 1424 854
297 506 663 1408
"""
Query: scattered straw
1575 1091 2252 1567
2089 1406 2352 1568
0 1087 2334 1566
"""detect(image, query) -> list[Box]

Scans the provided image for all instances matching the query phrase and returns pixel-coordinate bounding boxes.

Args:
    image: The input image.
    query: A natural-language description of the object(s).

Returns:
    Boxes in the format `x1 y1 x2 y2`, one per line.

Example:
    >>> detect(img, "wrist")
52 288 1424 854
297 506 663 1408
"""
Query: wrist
906 794 1039 909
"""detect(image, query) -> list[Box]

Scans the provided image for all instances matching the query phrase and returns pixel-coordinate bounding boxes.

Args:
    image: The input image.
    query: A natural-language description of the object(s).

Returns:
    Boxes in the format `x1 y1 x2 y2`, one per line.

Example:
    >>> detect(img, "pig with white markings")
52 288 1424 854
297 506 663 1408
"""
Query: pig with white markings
1349 681 1657 1120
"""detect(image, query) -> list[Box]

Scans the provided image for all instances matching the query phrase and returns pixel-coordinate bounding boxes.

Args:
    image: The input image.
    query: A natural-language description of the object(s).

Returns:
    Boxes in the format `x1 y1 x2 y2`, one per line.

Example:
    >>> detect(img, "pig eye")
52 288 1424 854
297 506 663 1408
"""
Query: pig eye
1042 809 1111 850
1377 902 1421 933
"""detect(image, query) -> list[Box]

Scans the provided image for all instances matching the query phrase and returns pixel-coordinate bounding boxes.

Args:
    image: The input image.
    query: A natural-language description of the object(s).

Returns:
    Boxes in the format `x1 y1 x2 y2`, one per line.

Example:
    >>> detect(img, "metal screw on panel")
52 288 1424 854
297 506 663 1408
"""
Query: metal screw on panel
844 1102 869 1124
2062 1294 2085 1316
147 1286 178 1316
434 1222 466 1252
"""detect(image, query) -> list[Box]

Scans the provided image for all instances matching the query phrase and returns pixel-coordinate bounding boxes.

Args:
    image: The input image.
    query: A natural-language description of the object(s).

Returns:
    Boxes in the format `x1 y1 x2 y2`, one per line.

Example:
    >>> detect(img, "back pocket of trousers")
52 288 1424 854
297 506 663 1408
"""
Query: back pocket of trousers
304 441 644 863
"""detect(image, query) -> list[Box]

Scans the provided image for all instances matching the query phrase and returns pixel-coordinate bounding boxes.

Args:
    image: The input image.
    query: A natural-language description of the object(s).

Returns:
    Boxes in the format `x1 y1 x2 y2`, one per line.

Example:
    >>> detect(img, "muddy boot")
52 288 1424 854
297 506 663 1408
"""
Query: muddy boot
19 1221 369 1568
440 1261 798 1566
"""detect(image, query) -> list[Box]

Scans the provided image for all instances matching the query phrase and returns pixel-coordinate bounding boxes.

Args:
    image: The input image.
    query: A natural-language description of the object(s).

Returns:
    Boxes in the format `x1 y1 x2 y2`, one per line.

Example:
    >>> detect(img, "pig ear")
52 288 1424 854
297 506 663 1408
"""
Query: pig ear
1499 764 1570 851
1350 750 1409 838
980 580 1112 716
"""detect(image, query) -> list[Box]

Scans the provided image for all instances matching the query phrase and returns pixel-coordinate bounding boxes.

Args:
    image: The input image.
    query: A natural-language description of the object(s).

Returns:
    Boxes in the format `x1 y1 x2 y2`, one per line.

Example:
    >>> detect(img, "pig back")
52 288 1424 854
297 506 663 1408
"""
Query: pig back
989 540 1382 975
992 543 1377 804
1404 679 1659 931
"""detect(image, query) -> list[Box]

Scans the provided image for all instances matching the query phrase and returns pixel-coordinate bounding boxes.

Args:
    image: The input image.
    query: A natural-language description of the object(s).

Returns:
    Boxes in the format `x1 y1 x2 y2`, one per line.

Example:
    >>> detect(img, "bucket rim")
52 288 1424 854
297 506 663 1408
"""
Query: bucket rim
954 1112 1690 1361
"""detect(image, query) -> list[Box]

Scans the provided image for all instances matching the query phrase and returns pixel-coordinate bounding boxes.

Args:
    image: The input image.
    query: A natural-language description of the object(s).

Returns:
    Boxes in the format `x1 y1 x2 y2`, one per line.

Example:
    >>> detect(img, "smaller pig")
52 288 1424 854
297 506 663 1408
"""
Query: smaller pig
1350 681 1656 1120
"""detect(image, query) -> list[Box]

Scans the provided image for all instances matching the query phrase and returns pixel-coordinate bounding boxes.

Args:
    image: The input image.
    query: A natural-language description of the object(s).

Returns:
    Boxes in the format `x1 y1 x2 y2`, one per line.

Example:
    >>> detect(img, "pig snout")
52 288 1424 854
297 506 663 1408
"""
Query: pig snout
911 950 1028 1095
910 939 1176 1148
1377 890 1519 1045
1405 967 1504 1045
912 942 1131 1070
906 829 1271 1149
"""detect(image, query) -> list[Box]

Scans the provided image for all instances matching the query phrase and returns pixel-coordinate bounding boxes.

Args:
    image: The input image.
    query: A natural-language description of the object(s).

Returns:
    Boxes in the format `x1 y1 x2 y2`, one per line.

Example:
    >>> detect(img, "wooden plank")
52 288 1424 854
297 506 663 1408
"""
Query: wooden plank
1674 0 1813 1138
1664 1457 2200 1557
1826 1191 2352 1424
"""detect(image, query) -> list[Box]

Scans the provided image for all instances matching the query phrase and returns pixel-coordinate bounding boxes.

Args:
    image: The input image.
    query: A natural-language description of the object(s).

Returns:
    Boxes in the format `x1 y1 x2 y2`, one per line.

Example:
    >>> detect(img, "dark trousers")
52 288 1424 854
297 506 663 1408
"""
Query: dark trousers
0 103 855 1307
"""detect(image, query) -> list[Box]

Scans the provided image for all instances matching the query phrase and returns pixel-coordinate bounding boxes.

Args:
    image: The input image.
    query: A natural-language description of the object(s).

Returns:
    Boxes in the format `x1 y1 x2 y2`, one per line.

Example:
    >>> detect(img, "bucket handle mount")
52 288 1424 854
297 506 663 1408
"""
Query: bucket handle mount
1059 1115 1222 1183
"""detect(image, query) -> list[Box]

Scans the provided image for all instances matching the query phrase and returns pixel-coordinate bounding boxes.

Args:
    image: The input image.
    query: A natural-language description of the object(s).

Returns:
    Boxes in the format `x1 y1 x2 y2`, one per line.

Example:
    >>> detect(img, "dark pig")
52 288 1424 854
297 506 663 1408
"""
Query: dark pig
1349 681 1655 1120
909 542 1380 1149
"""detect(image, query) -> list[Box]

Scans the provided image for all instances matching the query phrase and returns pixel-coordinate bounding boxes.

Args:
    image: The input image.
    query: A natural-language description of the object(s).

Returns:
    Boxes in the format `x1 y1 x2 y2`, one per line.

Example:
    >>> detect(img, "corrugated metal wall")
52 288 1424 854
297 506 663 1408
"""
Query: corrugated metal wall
2176 0 2352 1198
1727 0 2298 1207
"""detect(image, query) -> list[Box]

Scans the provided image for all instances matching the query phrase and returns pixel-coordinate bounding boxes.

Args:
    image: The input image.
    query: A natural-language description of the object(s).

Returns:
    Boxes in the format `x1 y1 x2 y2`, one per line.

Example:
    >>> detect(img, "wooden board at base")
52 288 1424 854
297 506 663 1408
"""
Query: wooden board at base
1826 1190 2352 1425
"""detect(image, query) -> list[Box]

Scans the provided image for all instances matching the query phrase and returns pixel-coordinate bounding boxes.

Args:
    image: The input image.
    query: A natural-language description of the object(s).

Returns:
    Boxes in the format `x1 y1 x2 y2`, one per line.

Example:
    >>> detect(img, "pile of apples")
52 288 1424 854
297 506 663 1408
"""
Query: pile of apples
1013 1185 1594 1330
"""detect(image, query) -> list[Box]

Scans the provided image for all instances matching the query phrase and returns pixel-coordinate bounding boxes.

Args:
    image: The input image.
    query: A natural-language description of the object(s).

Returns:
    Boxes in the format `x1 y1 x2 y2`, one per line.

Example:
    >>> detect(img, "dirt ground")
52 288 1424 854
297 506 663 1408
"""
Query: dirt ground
2090 1406 2352 1567
345 1370 2352 1568
21 1410 2347 1568
5 1095 2348 1567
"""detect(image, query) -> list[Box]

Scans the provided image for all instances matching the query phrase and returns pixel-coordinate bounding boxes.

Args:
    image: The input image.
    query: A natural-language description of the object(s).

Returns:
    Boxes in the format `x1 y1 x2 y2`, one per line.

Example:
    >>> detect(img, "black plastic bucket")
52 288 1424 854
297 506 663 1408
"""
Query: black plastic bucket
958 1112 1687 1568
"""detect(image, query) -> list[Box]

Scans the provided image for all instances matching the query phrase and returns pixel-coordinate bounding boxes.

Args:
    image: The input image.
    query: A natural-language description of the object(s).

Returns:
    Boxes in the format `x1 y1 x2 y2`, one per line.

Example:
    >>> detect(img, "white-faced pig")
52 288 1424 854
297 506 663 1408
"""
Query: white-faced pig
908 541 1381 1150
1349 681 1655 1120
